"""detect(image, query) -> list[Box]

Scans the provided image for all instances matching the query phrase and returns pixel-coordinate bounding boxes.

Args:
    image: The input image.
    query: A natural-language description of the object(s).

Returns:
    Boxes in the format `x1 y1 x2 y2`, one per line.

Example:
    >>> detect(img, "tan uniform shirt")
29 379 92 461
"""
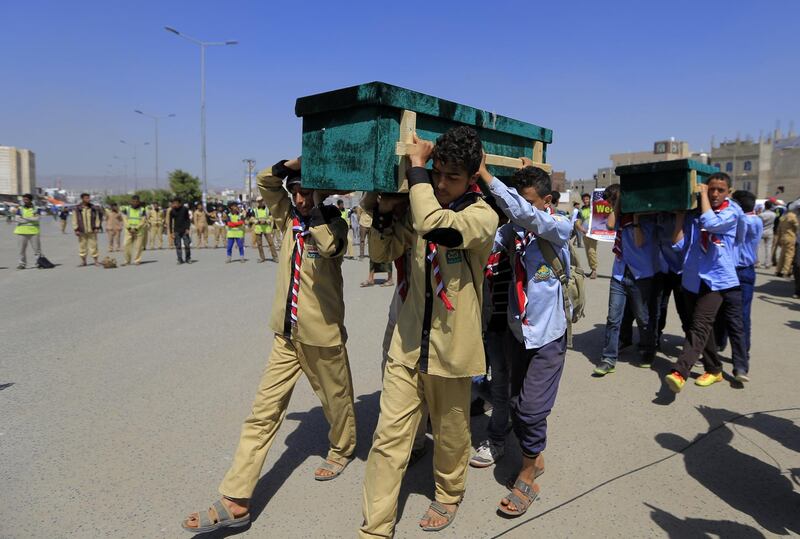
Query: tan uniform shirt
257 167 349 347
778 211 798 240
369 182 498 378
72 206 101 232
105 209 123 231
193 209 208 229
358 206 373 228
148 208 165 229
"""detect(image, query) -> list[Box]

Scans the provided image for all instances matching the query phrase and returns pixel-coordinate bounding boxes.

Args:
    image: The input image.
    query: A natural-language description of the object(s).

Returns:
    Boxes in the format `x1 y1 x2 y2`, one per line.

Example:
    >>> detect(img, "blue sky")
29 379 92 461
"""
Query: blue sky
1 0 798 191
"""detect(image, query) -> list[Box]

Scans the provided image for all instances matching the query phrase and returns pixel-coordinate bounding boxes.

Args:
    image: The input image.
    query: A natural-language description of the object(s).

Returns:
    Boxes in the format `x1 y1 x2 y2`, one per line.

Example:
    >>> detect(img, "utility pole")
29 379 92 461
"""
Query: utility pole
243 159 255 203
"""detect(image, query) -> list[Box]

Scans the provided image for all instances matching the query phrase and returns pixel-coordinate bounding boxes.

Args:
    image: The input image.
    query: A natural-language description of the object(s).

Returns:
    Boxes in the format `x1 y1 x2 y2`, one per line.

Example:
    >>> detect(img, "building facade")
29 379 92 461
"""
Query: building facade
0 146 36 195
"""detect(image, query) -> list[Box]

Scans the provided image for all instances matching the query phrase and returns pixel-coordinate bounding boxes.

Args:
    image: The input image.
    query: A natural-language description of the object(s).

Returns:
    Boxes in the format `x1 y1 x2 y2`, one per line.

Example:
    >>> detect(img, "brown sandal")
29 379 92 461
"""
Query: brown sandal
181 499 250 534
498 479 539 517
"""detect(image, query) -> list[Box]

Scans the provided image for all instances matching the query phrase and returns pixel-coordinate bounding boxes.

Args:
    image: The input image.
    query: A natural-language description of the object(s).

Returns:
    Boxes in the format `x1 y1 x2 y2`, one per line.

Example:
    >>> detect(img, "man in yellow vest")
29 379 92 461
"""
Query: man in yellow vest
15 193 42 270
251 196 277 262
148 202 166 249
122 195 147 266
72 192 103 266
225 201 246 263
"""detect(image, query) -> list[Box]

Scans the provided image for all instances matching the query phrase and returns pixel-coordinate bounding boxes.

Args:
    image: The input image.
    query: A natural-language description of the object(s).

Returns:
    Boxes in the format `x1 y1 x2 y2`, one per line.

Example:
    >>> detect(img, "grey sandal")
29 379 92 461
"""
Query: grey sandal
498 479 539 517
314 458 352 481
181 499 250 534
420 500 459 532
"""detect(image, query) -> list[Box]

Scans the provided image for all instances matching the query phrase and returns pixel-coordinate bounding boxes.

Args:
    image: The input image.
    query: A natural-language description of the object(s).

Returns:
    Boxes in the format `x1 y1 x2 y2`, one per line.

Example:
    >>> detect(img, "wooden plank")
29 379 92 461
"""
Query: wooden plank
533 141 544 164
395 142 552 173
396 110 417 191
690 169 699 209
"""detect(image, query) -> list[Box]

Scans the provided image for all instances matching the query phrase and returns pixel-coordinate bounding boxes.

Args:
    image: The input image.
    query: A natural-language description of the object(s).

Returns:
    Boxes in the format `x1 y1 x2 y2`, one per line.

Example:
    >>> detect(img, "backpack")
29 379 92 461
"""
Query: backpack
536 237 586 347
36 256 55 269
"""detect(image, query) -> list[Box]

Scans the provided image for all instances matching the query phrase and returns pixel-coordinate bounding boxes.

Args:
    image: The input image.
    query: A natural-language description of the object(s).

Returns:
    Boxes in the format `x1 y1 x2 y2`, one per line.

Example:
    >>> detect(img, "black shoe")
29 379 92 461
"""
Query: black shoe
177 260 184 265
470 397 486 417
186 259 192 264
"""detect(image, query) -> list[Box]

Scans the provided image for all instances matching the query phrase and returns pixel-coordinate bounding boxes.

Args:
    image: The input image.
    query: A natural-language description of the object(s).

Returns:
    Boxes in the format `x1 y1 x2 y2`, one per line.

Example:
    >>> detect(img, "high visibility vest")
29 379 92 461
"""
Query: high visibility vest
127 206 144 228
14 206 40 235
340 209 348 221
253 207 272 234
227 213 245 238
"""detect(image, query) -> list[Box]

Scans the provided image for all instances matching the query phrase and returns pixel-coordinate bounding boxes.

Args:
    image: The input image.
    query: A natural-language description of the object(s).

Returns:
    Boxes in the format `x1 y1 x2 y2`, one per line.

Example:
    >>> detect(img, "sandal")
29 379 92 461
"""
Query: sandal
498 479 539 518
381 280 394 287
314 457 352 481
360 281 375 287
420 500 459 532
181 499 250 534
504 466 544 490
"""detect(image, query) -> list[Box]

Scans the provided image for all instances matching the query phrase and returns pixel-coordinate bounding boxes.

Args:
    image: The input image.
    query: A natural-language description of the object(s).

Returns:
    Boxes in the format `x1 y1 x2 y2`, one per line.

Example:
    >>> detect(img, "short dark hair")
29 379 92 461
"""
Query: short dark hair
732 190 756 213
708 172 732 187
581 192 590 199
550 190 561 204
511 166 552 198
171 196 182 203
603 183 620 201
80 192 90 198
131 195 140 201
573 202 580 208
227 200 237 207
765 200 774 210
336 199 344 206
431 126 483 176
110 202 118 207
22 193 33 200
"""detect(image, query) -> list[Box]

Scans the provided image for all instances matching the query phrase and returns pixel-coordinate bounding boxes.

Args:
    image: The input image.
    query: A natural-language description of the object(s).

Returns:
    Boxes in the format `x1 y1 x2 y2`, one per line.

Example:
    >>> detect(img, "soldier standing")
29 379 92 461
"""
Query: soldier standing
105 203 124 252
251 196 277 262
72 192 103 267
192 202 209 248
122 195 147 266
148 202 166 249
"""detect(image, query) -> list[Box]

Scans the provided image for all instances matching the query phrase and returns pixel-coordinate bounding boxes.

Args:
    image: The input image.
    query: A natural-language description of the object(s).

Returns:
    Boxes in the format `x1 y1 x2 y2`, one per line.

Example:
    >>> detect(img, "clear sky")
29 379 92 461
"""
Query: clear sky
1 0 798 191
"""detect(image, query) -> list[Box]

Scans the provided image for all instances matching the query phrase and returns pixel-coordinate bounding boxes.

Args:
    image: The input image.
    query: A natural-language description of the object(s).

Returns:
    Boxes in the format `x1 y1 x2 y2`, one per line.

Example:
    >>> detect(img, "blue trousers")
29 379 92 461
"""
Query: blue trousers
474 330 511 444
226 237 244 257
602 271 655 364
715 265 755 354
508 332 566 458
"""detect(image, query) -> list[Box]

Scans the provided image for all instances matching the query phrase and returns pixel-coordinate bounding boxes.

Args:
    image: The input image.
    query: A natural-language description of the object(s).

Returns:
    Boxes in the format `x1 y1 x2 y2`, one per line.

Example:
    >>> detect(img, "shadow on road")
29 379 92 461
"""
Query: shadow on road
753 279 794 297
654 405 800 535
646 503 766 538
0 382 14 391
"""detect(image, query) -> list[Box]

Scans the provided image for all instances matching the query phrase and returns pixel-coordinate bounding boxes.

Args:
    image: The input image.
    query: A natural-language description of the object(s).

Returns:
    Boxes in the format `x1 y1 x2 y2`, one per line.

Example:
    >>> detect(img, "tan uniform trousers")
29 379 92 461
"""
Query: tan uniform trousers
584 236 598 272
108 229 122 252
195 226 209 248
149 226 164 249
78 232 99 259
124 229 145 264
778 236 796 275
360 360 471 538
213 225 226 247
253 231 278 260
219 334 357 499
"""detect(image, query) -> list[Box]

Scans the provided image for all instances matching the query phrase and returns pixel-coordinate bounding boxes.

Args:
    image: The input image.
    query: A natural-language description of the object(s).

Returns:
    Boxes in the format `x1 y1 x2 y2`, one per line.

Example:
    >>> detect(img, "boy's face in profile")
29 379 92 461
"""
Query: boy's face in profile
291 185 315 217
431 159 477 207
519 187 551 212
707 179 730 209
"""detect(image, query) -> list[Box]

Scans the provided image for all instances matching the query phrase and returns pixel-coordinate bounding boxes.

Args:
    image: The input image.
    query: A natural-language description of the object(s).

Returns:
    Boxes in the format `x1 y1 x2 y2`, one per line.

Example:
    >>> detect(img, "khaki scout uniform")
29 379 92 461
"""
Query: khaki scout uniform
357 206 373 257
192 208 209 248
360 177 498 538
777 210 798 275
105 208 124 252
122 205 147 265
251 205 278 261
148 206 166 249
218 164 356 500
72 204 103 263
211 210 226 247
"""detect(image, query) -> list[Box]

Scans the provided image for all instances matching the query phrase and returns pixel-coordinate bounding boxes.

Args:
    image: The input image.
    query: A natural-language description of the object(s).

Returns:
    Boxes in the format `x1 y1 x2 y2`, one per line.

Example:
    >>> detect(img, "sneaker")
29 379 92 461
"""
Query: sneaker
695 372 723 387
16 264 25 270
593 361 616 376
177 260 184 265
226 257 232 264
665 370 686 393
734 372 750 383
635 353 654 369
469 440 505 468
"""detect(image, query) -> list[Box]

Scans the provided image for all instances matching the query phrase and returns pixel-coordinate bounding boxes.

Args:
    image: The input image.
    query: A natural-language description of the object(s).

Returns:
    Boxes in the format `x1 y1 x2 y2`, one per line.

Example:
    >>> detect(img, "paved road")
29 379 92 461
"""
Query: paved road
2 220 799 538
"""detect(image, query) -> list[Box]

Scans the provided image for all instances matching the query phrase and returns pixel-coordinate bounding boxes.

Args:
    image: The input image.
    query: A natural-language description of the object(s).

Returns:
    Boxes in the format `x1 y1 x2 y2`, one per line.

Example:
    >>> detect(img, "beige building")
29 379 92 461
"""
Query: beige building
0 146 36 195
710 129 799 199
594 139 697 187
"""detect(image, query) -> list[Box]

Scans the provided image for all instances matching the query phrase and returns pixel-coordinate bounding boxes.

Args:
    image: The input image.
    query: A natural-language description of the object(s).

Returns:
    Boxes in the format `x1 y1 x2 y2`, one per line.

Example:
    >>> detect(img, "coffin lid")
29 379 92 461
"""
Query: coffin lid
615 159 720 177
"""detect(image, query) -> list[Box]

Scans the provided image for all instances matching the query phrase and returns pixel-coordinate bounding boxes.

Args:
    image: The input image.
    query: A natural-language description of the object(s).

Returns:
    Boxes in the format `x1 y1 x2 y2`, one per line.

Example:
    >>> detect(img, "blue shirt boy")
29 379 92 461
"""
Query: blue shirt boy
611 216 657 282
678 199 740 293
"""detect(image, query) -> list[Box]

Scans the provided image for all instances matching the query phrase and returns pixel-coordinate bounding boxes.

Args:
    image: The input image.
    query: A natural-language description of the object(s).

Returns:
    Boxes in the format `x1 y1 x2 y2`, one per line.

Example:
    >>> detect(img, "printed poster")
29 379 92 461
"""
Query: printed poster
586 188 616 242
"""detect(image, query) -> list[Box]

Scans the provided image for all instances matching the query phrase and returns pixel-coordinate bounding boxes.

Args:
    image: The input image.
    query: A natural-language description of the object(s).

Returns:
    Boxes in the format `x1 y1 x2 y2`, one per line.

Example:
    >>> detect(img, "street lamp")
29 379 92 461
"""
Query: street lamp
120 140 150 192
134 110 175 190
164 26 238 203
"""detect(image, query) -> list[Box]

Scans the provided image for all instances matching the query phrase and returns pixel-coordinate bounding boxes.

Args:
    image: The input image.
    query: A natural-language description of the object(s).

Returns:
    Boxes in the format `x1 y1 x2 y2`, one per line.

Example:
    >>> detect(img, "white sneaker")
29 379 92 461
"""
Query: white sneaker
469 440 505 468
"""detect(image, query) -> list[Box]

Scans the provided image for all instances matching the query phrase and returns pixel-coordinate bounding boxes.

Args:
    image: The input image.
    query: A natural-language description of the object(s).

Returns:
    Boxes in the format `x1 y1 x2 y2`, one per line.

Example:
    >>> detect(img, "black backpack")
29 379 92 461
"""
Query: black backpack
36 256 55 269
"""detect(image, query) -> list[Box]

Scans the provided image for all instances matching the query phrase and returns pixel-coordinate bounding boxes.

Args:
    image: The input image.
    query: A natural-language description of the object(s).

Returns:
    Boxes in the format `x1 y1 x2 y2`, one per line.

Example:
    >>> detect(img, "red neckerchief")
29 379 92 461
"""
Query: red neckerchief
289 214 310 326
700 200 730 253
612 214 635 260
513 230 536 324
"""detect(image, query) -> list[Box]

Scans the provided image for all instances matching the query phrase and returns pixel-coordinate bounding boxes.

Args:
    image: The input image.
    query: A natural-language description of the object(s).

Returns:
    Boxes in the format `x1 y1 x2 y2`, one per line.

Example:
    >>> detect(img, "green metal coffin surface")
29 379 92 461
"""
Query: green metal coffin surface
616 159 720 213
295 82 553 192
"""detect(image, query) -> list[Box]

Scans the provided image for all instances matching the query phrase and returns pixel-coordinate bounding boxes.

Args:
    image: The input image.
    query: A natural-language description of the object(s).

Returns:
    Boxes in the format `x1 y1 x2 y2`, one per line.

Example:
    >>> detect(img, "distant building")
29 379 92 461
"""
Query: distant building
0 146 36 196
710 128 800 199
596 139 696 187
551 171 566 193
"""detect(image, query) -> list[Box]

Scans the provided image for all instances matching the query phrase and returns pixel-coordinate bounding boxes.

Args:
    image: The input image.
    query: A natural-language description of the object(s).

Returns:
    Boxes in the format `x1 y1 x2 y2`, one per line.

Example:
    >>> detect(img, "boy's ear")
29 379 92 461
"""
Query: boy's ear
469 172 480 185
543 194 553 207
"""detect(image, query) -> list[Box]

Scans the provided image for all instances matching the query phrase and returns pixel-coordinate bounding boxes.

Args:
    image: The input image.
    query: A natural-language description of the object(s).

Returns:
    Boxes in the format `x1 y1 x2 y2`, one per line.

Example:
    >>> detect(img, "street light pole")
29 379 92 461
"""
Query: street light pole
243 159 255 202
135 110 175 189
165 26 238 204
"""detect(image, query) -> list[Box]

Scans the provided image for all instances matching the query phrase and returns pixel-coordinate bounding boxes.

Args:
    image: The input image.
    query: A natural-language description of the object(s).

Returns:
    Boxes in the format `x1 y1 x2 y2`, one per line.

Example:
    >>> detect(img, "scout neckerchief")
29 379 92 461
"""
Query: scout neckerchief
700 200 730 253
512 230 536 325
395 254 409 302
426 184 482 312
290 211 311 326
612 214 635 260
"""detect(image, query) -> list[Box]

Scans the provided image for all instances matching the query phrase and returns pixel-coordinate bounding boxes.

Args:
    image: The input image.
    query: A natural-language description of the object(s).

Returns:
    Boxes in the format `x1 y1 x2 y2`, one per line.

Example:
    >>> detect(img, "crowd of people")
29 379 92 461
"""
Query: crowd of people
8 125 799 537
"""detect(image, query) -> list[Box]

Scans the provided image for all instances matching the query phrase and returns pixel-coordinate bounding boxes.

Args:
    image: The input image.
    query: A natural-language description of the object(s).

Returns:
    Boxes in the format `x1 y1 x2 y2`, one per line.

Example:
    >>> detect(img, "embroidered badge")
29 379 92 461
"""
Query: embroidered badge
533 264 554 282
306 244 320 259
445 250 463 264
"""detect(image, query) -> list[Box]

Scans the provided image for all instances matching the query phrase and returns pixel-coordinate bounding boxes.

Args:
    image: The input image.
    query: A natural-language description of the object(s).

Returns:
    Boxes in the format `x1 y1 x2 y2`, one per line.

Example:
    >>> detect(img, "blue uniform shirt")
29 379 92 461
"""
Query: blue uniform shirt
611 216 658 282
679 199 740 293
735 213 763 267
656 213 683 274
489 179 572 349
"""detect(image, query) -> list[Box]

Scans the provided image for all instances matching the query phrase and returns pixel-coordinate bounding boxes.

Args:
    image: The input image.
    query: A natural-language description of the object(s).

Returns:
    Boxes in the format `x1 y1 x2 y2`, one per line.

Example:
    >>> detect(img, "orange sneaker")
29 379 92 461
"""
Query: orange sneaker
665 371 686 393
695 372 723 387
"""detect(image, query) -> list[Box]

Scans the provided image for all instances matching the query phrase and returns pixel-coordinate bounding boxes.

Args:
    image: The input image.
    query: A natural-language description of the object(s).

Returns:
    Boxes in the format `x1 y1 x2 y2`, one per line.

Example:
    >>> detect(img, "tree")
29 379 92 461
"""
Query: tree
168 169 201 205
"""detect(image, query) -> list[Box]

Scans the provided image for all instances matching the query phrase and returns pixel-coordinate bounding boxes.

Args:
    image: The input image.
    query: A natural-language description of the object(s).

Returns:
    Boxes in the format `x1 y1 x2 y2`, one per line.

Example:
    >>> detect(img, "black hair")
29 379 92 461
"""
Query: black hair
80 192 90 198
573 202 580 208
227 200 238 207
511 166 552 198
131 195 140 201
581 192 590 199
336 199 344 205
603 183 620 201
431 126 483 176
22 193 33 199
732 190 756 213
110 202 118 207
550 190 561 204
765 200 774 210
708 172 732 188
171 196 182 203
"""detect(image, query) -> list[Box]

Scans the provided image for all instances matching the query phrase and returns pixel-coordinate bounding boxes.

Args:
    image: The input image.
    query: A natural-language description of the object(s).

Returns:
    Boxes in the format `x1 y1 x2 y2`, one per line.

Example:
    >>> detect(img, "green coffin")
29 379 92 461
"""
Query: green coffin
616 159 720 213
295 81 553 192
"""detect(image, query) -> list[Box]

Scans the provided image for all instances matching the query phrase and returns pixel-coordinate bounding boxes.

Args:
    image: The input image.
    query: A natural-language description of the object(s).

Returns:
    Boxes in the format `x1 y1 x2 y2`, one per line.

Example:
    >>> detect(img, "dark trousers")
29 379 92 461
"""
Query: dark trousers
659 271 690 338
174 231 191 262
508 332 566 458
621 272 665 344
475 329 511 443
715 265 755 354
603 270 655 364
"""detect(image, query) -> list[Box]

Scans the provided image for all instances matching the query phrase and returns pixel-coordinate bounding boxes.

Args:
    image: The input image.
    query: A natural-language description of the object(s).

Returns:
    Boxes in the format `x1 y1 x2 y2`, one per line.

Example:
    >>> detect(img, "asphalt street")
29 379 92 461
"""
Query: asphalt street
1 220 799 538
